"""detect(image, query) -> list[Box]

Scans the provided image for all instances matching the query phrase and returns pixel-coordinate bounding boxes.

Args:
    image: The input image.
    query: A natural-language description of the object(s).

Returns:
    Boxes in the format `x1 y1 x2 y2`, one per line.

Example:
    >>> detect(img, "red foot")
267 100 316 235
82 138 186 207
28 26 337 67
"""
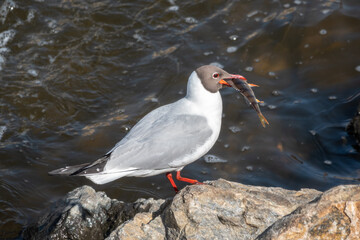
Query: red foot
176 171 202 185
166 171 203 193
166 172 179 193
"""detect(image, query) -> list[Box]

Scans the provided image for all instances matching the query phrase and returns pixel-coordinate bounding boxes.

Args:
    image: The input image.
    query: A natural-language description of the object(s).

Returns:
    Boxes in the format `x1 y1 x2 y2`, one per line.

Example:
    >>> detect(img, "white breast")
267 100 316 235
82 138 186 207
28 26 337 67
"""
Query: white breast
185 71 223 134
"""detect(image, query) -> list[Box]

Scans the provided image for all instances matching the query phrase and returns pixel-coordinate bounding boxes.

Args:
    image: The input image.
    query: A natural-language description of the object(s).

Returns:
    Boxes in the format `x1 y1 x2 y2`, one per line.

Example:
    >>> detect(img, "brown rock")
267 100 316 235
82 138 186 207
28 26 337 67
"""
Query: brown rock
257 185 360 240
106 198 169 240
106 179 321 240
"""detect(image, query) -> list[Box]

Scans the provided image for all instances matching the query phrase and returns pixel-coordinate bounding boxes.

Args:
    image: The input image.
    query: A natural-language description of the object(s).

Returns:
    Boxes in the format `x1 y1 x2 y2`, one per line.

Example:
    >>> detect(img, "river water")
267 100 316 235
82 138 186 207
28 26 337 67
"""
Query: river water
0 0 359 238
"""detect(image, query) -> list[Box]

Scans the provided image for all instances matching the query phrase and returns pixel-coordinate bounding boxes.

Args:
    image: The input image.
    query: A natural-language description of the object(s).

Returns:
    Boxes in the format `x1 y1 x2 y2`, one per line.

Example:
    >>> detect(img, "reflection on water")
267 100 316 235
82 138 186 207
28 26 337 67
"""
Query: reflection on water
0 0 360 238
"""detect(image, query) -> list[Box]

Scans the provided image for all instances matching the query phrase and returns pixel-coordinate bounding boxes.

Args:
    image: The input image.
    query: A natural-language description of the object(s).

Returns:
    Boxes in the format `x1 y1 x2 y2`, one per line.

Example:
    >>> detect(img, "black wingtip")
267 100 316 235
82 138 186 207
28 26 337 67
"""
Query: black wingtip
49 155 110 177
48 163 90 176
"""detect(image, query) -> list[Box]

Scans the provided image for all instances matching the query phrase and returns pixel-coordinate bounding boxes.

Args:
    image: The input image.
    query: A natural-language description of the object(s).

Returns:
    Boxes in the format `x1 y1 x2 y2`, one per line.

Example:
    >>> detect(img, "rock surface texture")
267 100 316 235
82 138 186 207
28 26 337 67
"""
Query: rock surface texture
23 179 360 240
257 184 360 240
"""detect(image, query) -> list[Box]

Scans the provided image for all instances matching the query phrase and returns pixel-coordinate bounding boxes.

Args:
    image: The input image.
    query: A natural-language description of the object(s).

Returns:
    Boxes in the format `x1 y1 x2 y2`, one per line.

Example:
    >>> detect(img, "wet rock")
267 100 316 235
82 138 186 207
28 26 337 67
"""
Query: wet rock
23 186 168 240
23 186 127 239
347 104 360 151
23 180 360 240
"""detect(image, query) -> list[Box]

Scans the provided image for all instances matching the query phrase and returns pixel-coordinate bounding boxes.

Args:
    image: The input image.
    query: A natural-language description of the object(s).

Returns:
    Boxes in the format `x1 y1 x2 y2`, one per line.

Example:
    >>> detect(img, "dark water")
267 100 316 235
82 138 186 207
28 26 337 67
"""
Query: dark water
0 0 360 238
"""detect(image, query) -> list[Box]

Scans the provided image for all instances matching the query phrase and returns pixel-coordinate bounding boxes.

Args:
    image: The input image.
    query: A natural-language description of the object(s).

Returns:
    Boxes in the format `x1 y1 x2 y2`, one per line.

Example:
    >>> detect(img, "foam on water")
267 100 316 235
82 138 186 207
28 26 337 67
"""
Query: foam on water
0 0 16 24
0 30 16 47
226 46 238 53
0 55 5 71
0 30 15 71
27 69 38 77
203 155 228 163
0 126 6 140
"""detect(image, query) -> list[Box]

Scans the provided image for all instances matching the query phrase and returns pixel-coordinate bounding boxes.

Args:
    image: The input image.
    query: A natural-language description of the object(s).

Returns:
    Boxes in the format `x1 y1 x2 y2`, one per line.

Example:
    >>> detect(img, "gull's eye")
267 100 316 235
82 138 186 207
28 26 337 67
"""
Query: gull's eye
212 72 219 79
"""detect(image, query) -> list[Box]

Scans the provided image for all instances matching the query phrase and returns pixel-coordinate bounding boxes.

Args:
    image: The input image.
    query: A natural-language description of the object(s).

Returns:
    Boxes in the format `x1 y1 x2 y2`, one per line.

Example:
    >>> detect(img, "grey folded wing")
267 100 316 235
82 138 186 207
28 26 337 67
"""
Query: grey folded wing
104 113 213 172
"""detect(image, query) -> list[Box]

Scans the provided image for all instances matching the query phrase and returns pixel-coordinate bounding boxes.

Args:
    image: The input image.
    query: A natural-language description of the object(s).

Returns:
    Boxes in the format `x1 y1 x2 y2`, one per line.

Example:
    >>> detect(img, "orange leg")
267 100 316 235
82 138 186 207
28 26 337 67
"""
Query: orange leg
166 172 179 193
176 171 203 185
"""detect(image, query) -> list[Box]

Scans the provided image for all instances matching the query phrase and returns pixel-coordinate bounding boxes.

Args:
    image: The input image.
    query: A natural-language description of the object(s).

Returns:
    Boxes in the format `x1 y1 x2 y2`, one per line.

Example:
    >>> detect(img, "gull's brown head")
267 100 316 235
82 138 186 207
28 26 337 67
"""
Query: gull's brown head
195 65 235 93
196 65 269 127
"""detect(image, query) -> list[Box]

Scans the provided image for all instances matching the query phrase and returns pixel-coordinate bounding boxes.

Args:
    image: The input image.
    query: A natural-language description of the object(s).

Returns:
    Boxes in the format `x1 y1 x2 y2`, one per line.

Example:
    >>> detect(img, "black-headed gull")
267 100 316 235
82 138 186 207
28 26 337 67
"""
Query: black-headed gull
49 65 268 192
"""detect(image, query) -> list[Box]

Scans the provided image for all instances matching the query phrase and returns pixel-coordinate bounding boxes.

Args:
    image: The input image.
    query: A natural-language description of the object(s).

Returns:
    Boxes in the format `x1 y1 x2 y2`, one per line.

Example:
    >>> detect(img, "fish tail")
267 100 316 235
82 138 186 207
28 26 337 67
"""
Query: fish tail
256 98 264 103
258 113 269 128
248 83 259 87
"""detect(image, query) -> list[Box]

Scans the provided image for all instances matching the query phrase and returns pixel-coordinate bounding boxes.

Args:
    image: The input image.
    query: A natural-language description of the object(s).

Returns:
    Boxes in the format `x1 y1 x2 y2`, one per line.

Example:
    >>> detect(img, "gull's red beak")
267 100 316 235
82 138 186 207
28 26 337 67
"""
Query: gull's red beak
230 74 247 81
219 79 231 87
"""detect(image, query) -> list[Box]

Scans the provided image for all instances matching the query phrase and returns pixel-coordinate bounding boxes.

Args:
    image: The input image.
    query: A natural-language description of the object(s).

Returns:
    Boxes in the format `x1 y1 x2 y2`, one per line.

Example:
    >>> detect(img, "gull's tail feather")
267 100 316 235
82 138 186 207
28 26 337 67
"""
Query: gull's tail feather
85 172 131 185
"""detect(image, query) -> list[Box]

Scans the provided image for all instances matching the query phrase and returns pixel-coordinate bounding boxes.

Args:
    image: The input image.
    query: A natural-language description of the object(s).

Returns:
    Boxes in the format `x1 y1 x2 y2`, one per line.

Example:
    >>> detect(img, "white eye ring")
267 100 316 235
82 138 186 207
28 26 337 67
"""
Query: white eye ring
212 72 220 79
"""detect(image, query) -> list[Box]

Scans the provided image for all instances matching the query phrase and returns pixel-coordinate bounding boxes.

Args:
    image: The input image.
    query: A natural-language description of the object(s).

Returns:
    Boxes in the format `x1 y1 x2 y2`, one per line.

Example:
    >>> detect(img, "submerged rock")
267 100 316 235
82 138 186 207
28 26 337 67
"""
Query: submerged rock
347 104 360 151
23 180 360 240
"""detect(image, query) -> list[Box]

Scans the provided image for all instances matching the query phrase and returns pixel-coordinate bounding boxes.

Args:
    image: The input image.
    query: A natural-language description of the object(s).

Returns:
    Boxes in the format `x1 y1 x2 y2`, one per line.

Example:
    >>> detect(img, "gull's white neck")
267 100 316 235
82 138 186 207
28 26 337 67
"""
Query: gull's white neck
185 71 223 122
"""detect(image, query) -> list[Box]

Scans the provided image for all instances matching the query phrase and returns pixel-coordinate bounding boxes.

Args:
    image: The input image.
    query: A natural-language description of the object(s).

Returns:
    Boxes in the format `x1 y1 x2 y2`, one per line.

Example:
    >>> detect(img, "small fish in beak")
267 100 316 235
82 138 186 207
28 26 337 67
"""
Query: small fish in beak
221 75 269 128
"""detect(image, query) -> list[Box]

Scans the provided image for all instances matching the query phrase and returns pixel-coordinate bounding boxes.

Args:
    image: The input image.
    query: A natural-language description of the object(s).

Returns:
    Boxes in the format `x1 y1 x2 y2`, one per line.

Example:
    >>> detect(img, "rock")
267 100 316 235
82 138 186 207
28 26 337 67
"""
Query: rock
23 186 129 239
257 184 360 240
161 180 320 240
23 180 360 240
347 103 360 151
106 198 170 240
23 186 168 240
106 180 320 240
